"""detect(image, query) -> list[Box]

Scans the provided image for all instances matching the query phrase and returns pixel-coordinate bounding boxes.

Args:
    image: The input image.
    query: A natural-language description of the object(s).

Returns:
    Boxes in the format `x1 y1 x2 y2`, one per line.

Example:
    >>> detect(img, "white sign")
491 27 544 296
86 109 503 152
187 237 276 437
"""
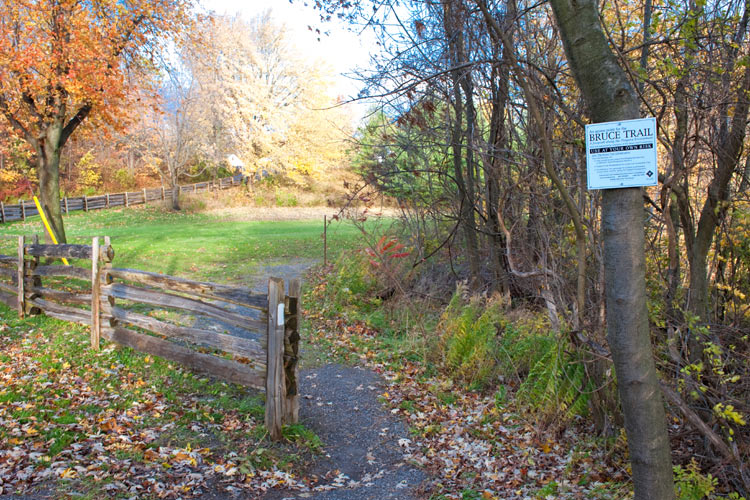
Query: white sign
585 117 657 190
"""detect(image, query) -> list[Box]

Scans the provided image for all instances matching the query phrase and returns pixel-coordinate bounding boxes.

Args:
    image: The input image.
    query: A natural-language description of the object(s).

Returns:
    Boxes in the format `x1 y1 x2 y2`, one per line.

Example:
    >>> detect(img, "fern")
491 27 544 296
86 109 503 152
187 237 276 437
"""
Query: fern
517 338 591 421
438 290 504 388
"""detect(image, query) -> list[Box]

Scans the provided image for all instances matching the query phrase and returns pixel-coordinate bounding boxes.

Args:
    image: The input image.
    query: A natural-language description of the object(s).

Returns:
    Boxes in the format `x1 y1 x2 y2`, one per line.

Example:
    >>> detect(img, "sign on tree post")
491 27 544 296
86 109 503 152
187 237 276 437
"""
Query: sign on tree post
586 117 657 190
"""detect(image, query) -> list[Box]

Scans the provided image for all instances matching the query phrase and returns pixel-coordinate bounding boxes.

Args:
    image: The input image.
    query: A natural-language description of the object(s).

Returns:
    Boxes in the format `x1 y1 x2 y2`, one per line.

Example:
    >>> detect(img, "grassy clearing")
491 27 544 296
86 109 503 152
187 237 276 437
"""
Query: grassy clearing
0 204 384 498
0 204 378 282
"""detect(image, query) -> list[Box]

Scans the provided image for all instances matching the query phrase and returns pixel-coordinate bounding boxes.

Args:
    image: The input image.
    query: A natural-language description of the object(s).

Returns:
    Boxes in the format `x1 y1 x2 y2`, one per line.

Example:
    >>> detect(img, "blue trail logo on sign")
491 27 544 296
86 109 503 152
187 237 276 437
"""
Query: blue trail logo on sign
585 117 658 190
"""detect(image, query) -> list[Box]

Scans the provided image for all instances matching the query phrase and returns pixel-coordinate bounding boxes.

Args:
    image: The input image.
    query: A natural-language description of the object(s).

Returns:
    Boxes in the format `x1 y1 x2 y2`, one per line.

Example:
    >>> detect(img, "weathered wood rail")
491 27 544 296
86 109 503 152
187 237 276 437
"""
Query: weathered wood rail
0 236 299 439
0 175 243 224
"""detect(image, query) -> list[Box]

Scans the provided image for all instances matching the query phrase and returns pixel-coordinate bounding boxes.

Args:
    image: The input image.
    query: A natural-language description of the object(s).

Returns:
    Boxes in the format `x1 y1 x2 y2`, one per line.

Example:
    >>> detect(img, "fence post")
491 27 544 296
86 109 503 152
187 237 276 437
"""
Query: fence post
143 188 147 204
21 201 26 221
125 192 129 207
0 201 5 223
102 236 116 332
17 236 24 318
161 187 165 200
64 197 69 214
106 194 110 208
91 237 101 350
323 215 327 266
266 277 285 441
83 196 88 212
284 279 301 424
29 235 41 310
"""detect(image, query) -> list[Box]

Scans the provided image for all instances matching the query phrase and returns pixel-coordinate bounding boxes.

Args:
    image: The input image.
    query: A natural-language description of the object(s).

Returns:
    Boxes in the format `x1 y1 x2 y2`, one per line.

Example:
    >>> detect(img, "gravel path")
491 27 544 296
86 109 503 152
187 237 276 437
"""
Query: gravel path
262 364 426 500
251 263 427 499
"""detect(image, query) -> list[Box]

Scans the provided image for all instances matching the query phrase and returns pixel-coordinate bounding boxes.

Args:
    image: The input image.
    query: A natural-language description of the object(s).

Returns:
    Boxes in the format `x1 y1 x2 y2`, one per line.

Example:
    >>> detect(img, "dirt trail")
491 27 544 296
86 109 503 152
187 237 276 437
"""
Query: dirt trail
262 365 425 500
254 263 426 500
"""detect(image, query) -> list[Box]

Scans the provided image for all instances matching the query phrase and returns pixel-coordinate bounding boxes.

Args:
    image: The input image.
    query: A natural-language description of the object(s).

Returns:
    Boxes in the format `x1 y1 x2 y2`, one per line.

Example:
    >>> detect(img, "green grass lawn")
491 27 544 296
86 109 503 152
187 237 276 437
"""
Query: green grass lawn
0 205 381 282
0 204 388 498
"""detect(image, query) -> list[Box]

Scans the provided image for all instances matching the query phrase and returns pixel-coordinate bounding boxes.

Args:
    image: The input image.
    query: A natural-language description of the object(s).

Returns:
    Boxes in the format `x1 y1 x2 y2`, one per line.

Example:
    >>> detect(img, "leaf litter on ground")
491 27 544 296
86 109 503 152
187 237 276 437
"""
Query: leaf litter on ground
0 317 356 499
302 279 633 500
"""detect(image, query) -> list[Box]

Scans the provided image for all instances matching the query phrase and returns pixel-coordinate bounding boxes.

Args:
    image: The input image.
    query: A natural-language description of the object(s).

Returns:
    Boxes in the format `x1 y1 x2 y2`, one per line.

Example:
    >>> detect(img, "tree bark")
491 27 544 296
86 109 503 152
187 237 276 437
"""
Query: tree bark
169 161 181 211
547 0 675 498
37 119 67 243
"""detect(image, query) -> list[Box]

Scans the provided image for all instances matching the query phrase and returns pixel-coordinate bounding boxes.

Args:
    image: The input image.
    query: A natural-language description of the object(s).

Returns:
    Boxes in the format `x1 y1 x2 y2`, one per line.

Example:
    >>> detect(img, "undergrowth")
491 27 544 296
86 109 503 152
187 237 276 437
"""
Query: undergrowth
310 249 593 426
306 247 748 499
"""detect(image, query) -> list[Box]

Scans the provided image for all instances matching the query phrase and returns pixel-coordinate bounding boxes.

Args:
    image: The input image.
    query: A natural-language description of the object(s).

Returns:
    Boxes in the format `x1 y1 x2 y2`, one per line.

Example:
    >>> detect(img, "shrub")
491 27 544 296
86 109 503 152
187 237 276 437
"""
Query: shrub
76 151 102 193
275 190 298 207
673 459 746 500
113 168 136 190
515 337 591 422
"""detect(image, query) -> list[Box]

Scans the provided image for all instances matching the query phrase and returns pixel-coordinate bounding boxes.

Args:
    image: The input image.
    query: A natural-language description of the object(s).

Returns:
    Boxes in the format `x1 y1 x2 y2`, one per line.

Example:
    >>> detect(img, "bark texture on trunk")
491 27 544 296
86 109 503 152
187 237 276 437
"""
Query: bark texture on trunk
37 119 67 243
548 0 675 498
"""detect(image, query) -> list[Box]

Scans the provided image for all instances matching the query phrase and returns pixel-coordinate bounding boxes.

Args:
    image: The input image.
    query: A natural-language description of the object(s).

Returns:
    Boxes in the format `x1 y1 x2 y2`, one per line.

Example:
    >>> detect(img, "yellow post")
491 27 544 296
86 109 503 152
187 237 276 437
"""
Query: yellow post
32 196 69 266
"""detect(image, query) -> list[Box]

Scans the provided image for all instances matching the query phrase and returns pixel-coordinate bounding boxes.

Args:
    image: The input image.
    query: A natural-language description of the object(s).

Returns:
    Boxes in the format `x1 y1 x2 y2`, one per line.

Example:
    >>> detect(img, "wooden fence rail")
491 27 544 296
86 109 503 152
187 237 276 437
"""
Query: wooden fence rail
0 236 298 440
0 175 243 224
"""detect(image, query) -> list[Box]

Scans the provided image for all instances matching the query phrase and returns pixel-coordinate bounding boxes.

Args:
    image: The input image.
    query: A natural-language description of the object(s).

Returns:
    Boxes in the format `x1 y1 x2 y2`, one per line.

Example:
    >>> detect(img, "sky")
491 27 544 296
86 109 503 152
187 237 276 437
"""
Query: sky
200 0 373 104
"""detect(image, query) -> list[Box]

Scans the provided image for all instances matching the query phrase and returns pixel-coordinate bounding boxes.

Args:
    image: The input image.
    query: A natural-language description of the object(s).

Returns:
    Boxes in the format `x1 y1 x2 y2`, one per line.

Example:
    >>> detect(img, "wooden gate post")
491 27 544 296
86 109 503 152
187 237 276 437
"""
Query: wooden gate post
64 197 69 214
284 279 301 424
90 237 102 349
143 188 148 204
265 277 285 441
1 202 5 223
17 236 25 318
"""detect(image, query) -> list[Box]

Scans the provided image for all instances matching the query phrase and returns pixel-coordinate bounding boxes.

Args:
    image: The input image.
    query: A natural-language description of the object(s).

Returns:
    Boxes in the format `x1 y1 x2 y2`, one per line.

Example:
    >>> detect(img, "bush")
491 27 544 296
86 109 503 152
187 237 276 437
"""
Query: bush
76 151 102 194
433 287 591 422
113 168 136 190
275 190 298 207
515 337 591 422
673 459 746 500
312 251 380 317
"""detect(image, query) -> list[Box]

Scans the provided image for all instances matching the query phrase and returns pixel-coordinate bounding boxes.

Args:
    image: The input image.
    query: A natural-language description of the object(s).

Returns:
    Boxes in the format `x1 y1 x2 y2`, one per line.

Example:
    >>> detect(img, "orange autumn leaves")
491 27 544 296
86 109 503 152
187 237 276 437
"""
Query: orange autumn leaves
0 0 191 138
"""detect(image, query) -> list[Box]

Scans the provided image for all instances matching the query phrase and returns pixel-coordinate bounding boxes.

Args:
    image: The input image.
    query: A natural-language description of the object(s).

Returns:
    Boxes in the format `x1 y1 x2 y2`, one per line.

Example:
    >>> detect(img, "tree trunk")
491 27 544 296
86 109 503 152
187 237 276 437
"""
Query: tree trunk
442 1 481 285
686 61 750 327
548 0 675 498
170 162 181 211
36 120 67 243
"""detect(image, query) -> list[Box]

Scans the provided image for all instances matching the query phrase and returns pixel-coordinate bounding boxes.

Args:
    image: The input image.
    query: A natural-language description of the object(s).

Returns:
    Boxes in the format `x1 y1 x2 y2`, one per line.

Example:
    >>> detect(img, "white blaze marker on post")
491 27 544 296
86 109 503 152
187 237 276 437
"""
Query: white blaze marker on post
585 117 658 190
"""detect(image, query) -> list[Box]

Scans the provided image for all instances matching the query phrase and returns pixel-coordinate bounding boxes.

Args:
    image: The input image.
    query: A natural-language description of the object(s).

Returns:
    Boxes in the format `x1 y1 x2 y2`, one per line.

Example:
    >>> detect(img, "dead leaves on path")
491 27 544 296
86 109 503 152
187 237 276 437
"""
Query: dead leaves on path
306 312 630 500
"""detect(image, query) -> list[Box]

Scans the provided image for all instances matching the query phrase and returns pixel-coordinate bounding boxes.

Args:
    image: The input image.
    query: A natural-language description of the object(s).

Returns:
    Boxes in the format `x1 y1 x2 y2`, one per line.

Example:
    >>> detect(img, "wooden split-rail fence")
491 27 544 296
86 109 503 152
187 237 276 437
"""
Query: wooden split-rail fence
0 236 299 439
0 175 243 224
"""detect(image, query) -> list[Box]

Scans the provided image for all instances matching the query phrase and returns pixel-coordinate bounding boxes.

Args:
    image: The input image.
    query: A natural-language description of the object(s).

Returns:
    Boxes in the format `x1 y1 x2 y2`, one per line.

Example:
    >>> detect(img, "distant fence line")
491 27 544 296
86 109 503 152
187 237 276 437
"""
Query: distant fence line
0 174 244 224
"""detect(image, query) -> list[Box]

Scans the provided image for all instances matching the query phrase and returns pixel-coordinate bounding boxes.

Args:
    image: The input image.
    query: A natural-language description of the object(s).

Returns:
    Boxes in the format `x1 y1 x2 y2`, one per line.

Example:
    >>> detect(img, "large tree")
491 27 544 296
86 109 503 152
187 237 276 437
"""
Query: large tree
0 0 191 242
547 0 675 498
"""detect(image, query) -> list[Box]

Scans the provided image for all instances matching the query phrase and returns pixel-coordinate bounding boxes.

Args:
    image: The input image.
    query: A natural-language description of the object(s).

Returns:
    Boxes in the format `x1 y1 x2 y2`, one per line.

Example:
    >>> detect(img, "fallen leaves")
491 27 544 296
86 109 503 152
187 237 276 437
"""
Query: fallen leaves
0 321 344 498
302 300 632 499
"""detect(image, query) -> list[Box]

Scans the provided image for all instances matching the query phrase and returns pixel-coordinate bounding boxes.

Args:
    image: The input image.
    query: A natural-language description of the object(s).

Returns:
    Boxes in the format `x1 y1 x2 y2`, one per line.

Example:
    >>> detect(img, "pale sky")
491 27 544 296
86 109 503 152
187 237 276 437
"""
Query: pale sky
200 0 373 103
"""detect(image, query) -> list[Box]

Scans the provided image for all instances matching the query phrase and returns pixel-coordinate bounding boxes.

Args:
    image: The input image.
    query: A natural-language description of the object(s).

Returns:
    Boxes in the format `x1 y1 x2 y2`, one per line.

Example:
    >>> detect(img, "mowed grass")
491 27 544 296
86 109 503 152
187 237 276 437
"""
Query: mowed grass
0 204 380 282
0 203 386 498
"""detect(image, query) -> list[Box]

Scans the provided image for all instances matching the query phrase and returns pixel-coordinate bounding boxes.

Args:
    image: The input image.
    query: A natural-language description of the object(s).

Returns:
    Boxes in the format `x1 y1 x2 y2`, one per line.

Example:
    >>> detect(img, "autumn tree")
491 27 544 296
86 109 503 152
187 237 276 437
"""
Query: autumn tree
0 0 192 242
187 12 352 182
